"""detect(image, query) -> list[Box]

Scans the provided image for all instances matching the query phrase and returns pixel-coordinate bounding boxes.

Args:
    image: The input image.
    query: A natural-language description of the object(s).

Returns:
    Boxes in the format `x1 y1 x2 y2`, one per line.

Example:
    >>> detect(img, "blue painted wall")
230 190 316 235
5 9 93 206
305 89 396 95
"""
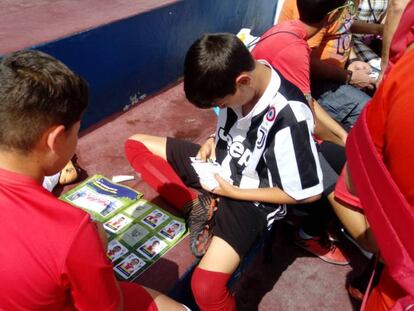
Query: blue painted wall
34 0 277 129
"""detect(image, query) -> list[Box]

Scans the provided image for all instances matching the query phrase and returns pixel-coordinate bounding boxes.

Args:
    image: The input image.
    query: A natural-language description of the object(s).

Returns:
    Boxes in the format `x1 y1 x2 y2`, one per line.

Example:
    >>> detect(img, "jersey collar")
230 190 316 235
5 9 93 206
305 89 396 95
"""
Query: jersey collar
235 60 281 130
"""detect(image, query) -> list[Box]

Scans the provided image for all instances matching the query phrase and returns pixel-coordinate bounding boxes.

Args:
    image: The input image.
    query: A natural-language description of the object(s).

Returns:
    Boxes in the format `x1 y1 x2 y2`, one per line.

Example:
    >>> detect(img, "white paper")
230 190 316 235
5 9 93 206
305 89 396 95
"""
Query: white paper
190 157 232 190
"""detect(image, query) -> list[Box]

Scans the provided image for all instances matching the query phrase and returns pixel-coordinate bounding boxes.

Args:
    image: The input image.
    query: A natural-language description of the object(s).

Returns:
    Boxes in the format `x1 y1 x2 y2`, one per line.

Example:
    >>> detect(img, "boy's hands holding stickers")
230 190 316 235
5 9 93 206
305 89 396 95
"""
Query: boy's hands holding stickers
191 136 234 197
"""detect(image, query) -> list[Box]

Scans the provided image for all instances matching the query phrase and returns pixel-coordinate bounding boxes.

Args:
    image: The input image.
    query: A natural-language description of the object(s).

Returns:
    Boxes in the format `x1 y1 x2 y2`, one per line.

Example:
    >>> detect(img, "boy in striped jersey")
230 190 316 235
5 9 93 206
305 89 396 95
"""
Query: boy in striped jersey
125 33 323 310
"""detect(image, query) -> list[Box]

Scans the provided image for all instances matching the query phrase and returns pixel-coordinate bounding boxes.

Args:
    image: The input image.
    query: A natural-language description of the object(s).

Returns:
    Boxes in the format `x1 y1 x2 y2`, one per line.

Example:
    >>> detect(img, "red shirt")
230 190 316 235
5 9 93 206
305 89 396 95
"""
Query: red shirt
0 168 120 310
386 0 414 76
364 48 414 311
251 20 311 94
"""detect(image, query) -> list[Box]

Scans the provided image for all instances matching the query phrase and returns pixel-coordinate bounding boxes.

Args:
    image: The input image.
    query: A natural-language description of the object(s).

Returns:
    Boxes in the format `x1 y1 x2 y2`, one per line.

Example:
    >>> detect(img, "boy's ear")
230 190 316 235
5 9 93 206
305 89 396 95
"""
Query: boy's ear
235 74 251 86
45 125 66 152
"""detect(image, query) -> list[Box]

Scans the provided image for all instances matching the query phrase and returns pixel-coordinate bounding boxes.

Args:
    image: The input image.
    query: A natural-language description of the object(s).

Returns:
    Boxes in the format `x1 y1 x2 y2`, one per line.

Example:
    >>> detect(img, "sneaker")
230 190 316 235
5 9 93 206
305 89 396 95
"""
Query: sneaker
185 194 217 257
294 232 350 265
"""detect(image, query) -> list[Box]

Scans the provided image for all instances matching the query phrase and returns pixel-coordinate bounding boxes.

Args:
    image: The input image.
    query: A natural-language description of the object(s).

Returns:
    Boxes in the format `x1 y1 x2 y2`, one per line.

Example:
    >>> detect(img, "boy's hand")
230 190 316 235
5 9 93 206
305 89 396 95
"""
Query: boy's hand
347 61 377 89
204 173 238 198
347 60 371 71
196 137 216 161
350 69 376 89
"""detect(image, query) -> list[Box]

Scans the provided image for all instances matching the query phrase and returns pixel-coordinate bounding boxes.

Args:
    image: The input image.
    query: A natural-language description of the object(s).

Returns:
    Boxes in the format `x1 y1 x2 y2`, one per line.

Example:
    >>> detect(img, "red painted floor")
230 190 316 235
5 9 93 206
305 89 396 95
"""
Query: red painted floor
62 83 368 310
0 0 178 54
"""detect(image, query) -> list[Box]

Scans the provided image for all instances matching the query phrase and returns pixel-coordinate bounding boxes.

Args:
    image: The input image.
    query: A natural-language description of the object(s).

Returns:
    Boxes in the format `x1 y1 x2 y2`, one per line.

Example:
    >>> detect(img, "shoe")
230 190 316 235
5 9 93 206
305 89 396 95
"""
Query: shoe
186 194 218 257
294 232 350 265
59 155 83 185
59 160 79 185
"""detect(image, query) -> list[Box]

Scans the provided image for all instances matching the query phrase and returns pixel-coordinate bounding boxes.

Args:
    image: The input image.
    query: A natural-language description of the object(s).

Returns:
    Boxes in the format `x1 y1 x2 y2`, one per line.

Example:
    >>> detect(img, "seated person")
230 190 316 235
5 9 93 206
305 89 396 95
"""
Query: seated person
350 0 387 67
249 0 351 265
335 2 414 305
125 33 323 310
334 44 414 311
0 50 186 311
278 0 376 129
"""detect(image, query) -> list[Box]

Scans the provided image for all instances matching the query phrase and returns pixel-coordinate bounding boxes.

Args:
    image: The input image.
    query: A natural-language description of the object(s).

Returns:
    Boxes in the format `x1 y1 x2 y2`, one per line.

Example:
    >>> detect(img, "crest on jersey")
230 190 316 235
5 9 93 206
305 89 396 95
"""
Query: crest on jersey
266 107 276 121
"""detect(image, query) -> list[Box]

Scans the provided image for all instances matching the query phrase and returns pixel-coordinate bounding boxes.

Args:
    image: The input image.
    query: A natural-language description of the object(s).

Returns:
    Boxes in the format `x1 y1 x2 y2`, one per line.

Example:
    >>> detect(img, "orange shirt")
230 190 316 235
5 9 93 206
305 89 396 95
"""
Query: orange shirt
364 48 414 310
278 0 358 68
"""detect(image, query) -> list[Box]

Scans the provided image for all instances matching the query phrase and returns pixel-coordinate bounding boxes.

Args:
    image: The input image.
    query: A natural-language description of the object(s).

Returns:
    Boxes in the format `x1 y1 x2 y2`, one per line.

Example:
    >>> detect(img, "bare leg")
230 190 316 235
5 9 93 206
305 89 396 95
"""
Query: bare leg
128 134 168 160
191 236 240 310
198 236 240 273
328 192 378 253
143 287 189 311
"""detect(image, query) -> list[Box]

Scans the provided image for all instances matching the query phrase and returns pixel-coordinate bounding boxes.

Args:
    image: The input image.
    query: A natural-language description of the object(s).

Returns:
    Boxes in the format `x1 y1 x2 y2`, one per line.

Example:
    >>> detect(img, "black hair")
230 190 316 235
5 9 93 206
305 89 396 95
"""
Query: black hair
0 50 88 152
297 0 348 24
184 33 255 109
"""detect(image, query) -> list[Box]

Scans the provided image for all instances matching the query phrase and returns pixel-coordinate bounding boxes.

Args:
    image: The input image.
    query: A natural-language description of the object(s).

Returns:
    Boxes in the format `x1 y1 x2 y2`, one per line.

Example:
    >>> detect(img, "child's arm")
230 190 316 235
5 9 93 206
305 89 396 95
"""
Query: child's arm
313 99 348 146
196 136 216 161
208 174 321 204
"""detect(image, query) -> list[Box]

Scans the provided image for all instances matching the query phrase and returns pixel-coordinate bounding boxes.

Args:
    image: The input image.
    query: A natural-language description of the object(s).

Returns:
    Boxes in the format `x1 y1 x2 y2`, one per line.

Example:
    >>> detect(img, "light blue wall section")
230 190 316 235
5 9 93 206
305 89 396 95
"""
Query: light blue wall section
34 0 277 129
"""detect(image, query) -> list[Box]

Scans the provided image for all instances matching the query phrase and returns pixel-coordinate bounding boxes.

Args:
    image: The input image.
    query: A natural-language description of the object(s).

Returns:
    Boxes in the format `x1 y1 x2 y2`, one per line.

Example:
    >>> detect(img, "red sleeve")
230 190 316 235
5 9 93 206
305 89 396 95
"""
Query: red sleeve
272 42 311 93
63 216 121 311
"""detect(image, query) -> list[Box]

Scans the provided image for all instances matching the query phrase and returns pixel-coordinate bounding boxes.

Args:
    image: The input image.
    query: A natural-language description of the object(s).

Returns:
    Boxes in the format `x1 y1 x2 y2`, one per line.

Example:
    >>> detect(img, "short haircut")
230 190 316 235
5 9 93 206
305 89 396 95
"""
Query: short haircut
297 0 347 24
0 50 88 152
184 33 255 109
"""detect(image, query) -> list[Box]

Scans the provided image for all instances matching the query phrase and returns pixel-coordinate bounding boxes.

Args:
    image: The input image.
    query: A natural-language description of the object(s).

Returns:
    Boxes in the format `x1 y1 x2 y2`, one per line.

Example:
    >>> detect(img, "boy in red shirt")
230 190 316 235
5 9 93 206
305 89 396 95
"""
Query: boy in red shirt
0 50 185 311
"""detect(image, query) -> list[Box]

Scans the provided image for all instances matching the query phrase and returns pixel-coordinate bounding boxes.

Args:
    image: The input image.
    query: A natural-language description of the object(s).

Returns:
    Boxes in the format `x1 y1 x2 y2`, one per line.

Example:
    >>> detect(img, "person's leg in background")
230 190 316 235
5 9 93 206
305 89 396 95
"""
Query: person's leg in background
294 143 350 265
312 81 371 129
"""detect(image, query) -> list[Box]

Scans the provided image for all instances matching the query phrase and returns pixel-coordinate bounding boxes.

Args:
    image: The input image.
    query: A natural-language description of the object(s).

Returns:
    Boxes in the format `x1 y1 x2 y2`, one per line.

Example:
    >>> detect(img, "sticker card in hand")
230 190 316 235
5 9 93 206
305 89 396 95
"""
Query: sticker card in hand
141 209 169 228
115 254 146 279
121 224 149 247
137 236 167 260
107 240 128 262
159 220 185 241
104 214 133 233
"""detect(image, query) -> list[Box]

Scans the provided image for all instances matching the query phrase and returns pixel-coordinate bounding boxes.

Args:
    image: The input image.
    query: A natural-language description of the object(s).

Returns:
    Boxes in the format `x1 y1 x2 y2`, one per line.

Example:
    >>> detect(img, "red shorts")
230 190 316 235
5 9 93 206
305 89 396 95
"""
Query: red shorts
334 167 362 209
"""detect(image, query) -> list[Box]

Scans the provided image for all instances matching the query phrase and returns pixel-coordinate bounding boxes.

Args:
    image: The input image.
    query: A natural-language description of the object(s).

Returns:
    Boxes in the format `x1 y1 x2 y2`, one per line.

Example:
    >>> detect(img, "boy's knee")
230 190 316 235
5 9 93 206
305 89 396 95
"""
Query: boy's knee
191 266 236 310
124 139 149 164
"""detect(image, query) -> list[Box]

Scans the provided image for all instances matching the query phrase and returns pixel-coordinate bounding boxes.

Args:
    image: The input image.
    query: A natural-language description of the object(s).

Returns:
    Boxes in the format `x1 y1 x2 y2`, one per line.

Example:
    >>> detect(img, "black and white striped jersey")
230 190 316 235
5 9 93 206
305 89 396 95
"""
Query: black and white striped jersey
214 62 323 202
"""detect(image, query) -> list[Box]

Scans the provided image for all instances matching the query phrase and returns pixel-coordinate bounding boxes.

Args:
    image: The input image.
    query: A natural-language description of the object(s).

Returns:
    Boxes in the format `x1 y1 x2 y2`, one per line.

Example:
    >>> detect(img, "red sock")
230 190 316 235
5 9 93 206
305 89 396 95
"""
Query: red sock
124 139 197 211
191 266 236 311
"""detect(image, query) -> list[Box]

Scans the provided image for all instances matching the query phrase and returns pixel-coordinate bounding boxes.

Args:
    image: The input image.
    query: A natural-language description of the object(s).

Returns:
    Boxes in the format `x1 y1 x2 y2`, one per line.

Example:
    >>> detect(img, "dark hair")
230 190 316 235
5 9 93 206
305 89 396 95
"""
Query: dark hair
184 33 255 109
0 50 88 152
297 0 347 24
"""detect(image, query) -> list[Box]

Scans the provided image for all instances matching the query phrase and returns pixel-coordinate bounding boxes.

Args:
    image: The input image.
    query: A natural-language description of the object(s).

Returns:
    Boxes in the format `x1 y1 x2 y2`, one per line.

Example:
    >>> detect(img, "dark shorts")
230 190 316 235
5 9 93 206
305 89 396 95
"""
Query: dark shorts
166 137 274 258
318 141 346 196
319 152 338 196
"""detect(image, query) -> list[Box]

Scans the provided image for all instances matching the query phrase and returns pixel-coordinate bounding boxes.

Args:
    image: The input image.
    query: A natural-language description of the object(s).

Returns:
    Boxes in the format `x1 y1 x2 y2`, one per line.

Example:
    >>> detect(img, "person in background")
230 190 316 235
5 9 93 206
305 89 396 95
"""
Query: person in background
249 0 351 265
278 0 375 129
333 1 414 308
